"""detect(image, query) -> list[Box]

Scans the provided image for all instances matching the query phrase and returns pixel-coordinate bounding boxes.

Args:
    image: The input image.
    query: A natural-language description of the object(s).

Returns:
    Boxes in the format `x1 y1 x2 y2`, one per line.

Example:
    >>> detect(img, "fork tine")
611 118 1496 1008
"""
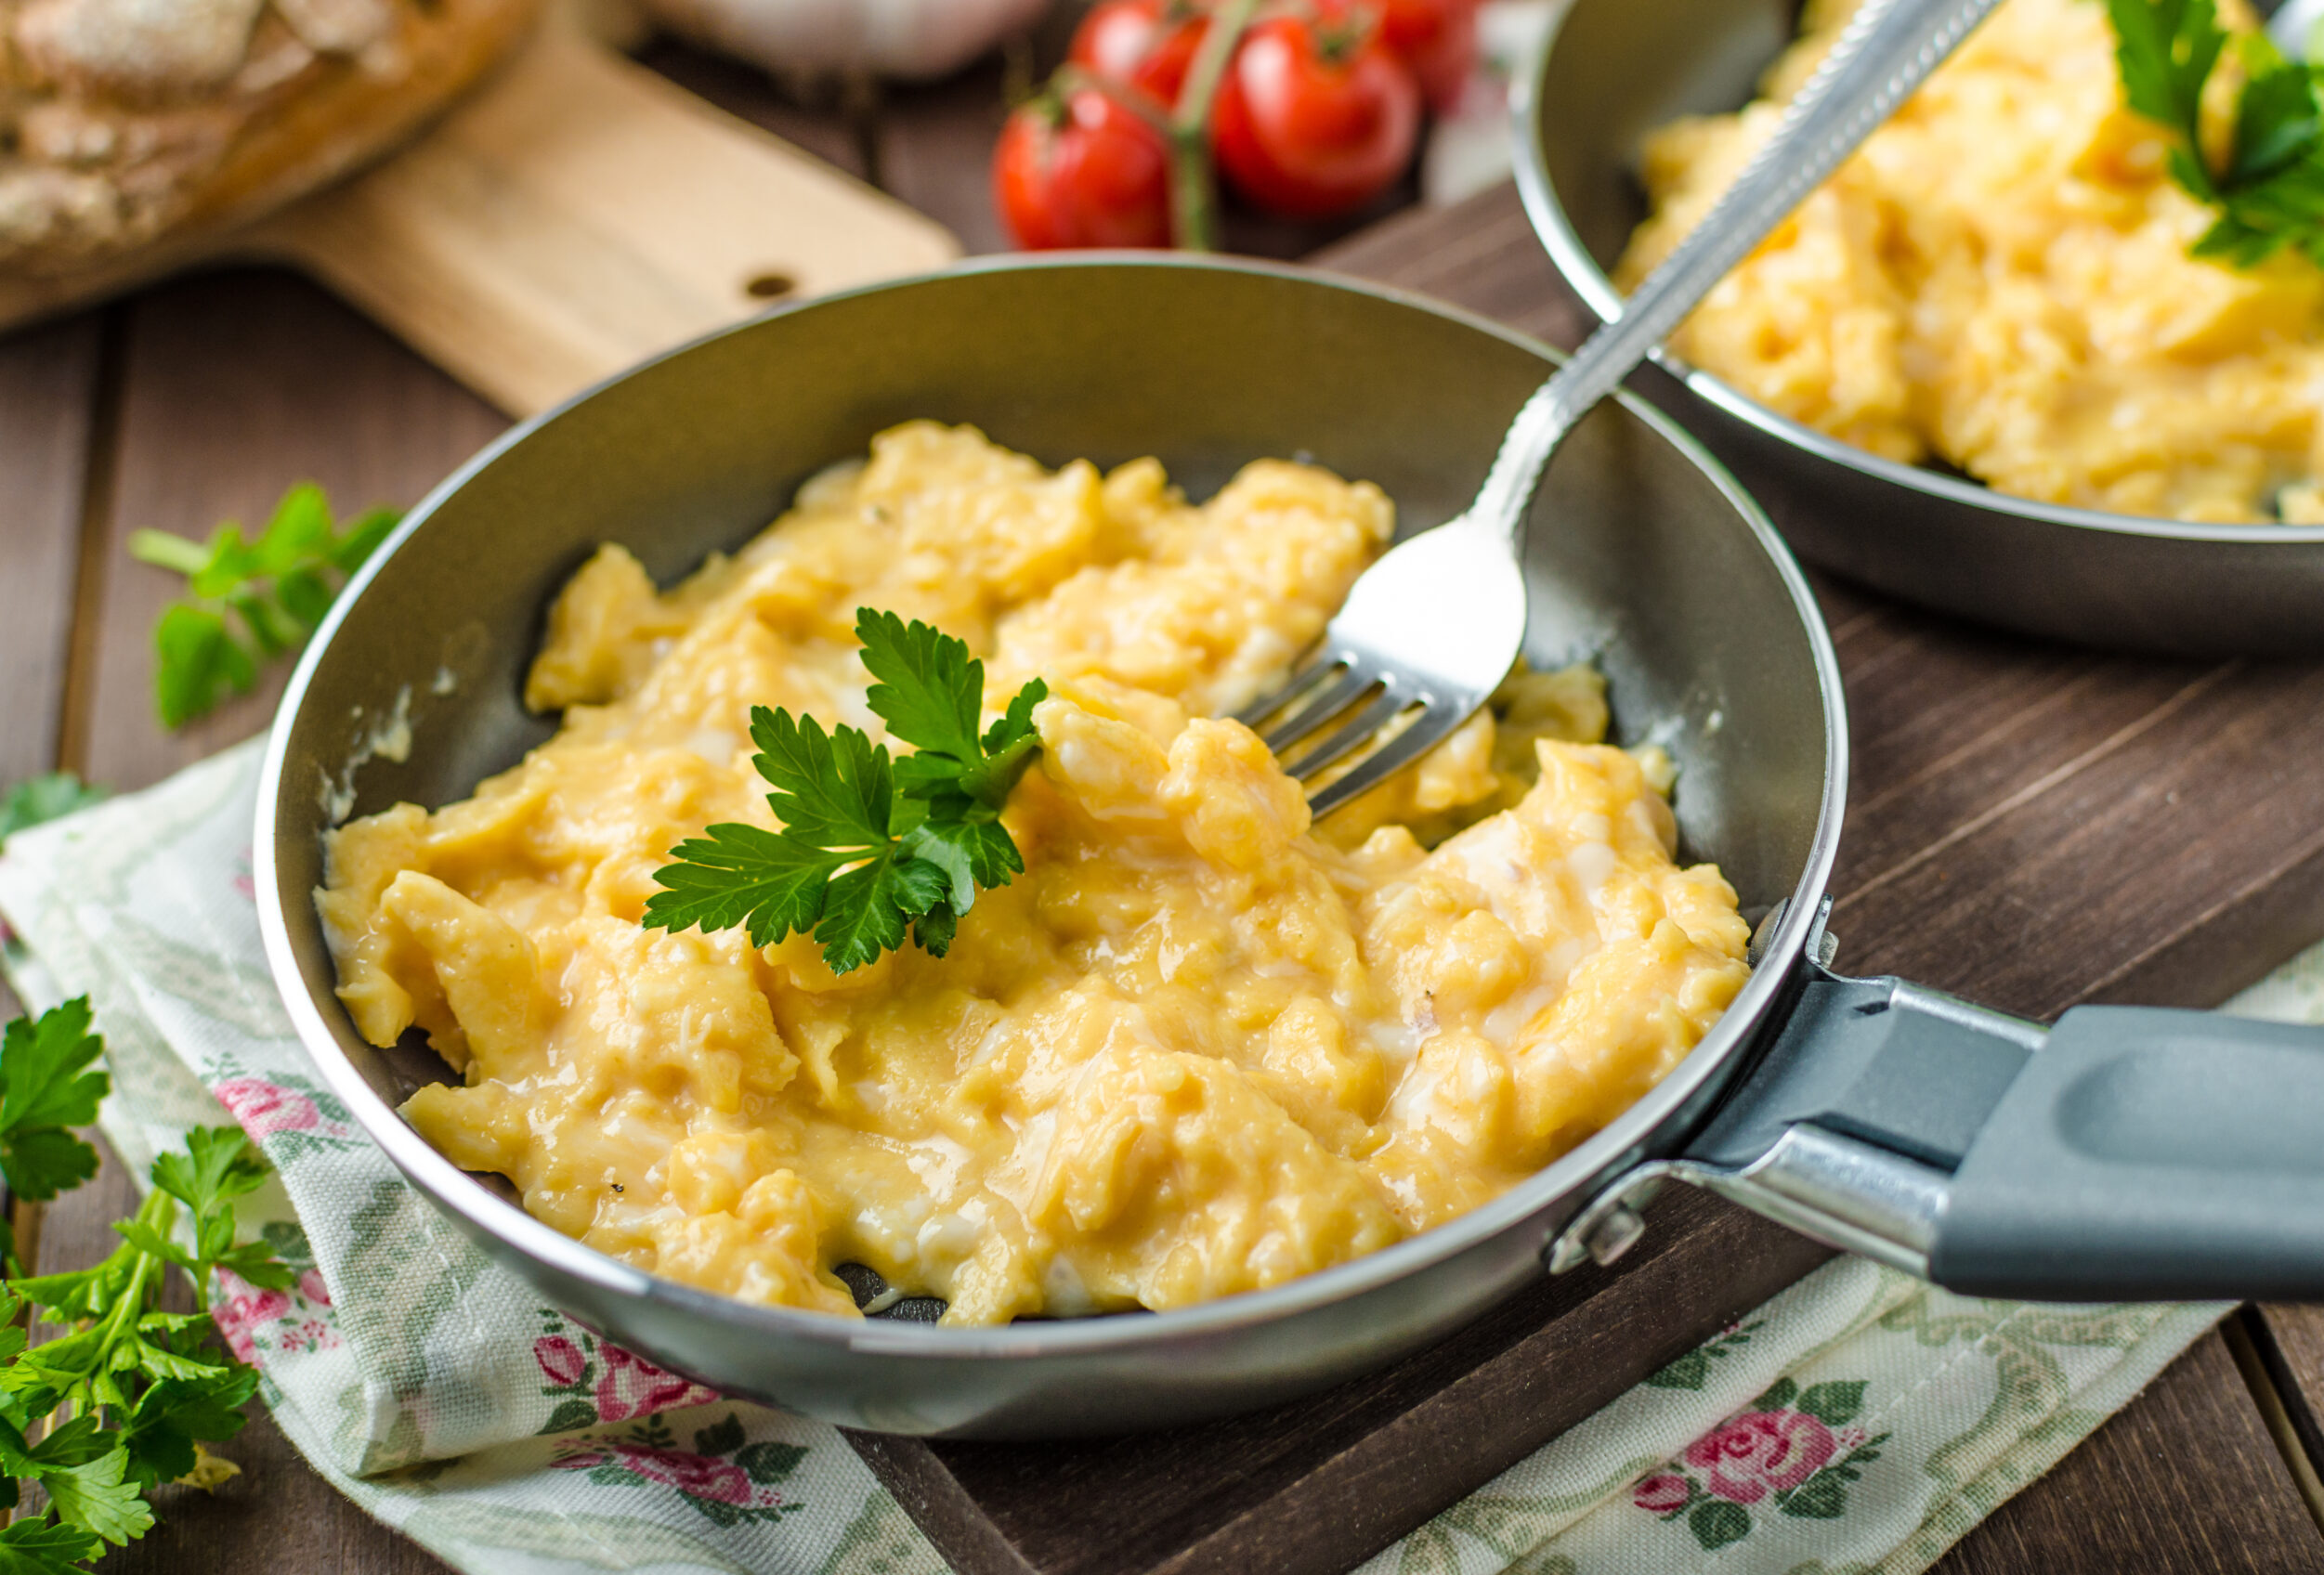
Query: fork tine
1257 665 1377 752
1232 651 1346 729
1306 699 1463 819
1281 686 1414 781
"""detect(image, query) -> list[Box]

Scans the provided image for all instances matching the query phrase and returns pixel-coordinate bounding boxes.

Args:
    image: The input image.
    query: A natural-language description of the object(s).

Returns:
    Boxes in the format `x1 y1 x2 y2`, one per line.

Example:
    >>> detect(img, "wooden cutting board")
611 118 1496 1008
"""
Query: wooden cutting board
0 13 959 417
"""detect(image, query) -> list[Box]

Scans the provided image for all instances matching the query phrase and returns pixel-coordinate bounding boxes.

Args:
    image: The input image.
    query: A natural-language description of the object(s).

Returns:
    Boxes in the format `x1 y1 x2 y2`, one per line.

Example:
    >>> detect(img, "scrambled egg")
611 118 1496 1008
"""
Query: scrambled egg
319 423 1749 1324
1617 0 2324 523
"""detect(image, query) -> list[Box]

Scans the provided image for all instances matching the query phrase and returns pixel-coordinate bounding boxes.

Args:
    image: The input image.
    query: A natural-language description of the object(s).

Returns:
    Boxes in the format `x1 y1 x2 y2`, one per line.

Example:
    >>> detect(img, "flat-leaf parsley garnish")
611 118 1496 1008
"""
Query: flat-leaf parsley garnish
642 608 1048 974
2109 0 2324 268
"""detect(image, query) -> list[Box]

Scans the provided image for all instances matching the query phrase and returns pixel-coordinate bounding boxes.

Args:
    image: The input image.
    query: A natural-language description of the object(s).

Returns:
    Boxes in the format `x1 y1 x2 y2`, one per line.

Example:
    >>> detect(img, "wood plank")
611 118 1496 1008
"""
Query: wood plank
0 313 105 791
849 1189 1834 1575
1929 1329 2324 1575
1833 649 2324 1017
2247 1305 2324 1508
74 267 507 794
868 58 1016 256
1310 185 1588 350
0 306 106 1256
30 1139 455 1575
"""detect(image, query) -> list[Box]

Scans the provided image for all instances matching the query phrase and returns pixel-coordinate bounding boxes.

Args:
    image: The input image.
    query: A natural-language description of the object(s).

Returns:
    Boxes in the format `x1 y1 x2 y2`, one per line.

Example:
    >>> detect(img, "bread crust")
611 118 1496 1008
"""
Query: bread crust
1 0 539 271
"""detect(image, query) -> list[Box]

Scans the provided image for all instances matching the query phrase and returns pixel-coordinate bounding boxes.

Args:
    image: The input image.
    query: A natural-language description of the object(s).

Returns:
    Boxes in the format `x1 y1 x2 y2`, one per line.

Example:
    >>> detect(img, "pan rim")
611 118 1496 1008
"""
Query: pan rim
253 251 1848 1363
1510 10 2324 552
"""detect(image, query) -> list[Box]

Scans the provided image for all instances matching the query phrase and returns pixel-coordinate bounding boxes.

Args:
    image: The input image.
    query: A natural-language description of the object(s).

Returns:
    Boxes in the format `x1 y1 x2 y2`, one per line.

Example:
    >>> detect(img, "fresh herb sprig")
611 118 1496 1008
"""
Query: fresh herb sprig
131 483 399 731
0 1000 293 1572
2109 0 2324 267
643 609 1048 974
0 777 105 852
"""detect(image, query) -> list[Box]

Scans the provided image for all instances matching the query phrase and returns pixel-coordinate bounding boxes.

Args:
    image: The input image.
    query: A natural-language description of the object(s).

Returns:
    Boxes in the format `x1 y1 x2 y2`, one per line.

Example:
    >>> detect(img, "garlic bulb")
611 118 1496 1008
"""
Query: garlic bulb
643 0 1051 80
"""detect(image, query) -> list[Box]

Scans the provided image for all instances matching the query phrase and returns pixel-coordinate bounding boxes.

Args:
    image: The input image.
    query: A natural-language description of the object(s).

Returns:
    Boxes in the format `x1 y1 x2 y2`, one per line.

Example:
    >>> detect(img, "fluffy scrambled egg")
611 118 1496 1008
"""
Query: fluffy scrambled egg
1618 0 2324 523
319 423 1749 1324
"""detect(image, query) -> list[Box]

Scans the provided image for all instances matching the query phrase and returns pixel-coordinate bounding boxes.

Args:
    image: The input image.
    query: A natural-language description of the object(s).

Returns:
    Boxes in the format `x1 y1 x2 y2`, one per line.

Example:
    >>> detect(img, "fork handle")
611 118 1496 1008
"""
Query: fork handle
1472 0 2005 542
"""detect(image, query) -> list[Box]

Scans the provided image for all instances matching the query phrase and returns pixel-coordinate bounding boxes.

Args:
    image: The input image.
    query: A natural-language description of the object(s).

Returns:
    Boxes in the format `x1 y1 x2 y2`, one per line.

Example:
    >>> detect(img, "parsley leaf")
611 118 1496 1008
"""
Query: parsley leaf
132 483 401 729
0 1004 294 1569
2109 0 2324 267
751 707 898 855
643 824 846 949
860 607 1048 810
40 1449 153 1546
0 1518 102 1575
2109 0 2223 135
0 775 106 849
120 1367 259 1490
0 1000 106 1204
644 608 1049 974
151 1125 272 1219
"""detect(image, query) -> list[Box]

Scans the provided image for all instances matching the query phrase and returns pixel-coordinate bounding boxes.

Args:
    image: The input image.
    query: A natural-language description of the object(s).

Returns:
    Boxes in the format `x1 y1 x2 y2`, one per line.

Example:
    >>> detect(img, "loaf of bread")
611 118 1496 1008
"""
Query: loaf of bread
0 0 537 272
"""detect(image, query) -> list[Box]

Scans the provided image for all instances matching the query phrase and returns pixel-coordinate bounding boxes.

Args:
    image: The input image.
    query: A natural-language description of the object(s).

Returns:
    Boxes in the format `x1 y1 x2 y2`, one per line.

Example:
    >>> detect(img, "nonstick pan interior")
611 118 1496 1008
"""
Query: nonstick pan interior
257 256 1844 1434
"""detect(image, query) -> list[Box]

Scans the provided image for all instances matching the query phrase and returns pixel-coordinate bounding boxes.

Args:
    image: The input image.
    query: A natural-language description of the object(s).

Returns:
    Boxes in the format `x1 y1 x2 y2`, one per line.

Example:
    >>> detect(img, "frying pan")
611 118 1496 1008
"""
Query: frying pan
1514 0 2324 656
254 256 2324 1439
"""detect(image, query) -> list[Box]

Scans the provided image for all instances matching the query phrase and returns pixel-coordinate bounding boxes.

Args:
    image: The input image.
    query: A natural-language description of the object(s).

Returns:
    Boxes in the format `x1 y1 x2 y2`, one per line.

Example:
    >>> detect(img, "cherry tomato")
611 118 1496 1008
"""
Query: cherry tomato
1209 9 1421 220
1370 0 1479 112
1069 0 1211 110
993 87 1173 250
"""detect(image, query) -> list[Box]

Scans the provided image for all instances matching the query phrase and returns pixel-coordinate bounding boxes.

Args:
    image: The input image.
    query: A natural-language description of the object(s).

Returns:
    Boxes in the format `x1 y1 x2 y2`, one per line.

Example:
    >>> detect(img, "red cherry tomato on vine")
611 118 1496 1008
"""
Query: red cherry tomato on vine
1369 0 1479 112
993 88 1173 250
1069 0 1211 109
1209 10 1421 220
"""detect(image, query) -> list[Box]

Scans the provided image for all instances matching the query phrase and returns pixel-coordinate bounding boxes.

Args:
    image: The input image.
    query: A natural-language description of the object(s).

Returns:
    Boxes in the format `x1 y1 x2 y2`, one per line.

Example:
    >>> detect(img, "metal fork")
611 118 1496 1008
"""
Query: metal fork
1239 0 2004 818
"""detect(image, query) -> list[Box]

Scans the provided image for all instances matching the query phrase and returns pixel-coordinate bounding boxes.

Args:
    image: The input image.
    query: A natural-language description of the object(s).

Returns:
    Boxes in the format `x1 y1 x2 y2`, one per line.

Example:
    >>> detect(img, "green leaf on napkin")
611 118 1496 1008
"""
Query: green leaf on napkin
1794 1378 1866 1426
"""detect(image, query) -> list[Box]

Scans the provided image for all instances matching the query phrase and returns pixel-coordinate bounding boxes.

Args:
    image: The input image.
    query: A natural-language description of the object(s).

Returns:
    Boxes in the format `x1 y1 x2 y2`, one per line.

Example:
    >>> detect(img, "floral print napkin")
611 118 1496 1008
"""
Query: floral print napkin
0 735 2309 1575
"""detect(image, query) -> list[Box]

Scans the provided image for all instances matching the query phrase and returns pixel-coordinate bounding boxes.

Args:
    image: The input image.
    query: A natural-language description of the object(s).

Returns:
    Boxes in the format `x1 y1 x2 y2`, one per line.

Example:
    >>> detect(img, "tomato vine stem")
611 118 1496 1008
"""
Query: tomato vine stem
1168 0 1260 251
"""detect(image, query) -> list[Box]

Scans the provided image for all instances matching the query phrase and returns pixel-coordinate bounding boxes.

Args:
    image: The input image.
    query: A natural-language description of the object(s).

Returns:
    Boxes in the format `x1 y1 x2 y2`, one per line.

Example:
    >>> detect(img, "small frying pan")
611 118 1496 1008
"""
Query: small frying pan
255 257 2324 1439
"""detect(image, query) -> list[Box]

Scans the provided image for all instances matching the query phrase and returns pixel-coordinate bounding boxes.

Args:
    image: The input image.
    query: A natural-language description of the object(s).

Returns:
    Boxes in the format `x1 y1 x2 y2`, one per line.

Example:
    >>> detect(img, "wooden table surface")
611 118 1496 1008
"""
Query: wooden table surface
6 30 2324 1575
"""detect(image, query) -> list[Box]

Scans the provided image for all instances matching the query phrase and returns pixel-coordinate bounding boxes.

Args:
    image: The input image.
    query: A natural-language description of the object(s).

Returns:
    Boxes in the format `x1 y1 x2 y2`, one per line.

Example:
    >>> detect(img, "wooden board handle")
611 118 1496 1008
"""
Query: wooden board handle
254 19 960 415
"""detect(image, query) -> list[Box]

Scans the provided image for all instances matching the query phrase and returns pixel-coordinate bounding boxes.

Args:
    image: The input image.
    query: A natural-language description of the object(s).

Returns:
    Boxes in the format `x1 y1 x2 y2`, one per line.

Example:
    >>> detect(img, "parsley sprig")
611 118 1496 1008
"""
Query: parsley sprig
2109 0 2324 267
130 483 399 730
643 609 1048 974
0 999 294 1572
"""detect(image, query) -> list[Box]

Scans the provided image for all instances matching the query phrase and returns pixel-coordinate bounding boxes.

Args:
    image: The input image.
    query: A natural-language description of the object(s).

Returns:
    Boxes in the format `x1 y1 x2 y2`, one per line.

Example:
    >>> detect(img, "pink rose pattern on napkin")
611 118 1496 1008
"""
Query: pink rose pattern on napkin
532 1308 719 1437
1629 1373 1888 1551
554 1411 810 1529
206 1064 367 1163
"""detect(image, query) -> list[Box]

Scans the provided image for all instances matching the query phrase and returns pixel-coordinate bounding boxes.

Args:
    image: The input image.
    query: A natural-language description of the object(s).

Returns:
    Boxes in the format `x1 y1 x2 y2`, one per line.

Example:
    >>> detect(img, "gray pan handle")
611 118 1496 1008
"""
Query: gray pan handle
1650 957 2324 1301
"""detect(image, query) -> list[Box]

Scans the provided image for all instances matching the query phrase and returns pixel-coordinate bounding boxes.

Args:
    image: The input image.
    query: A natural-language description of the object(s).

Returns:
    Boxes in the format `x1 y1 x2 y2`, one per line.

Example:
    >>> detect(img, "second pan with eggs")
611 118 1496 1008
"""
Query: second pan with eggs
1520 0 2324 653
